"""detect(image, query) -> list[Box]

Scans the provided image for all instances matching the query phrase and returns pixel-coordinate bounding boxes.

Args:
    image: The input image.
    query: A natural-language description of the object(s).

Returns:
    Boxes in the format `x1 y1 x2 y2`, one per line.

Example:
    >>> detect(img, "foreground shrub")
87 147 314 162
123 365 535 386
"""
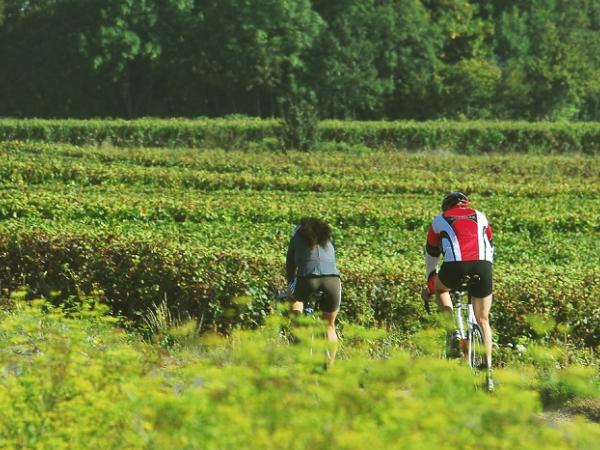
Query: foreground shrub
0 298 598 449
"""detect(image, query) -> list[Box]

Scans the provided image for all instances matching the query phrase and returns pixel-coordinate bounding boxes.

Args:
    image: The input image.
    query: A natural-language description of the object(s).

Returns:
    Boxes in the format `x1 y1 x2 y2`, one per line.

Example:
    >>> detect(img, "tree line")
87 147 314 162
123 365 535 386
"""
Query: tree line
1 0 600 120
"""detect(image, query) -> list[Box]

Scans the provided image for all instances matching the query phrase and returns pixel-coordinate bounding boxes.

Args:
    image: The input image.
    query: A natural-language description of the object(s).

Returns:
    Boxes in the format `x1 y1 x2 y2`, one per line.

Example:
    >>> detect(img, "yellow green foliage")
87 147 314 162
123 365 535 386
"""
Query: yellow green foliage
0 299 598 449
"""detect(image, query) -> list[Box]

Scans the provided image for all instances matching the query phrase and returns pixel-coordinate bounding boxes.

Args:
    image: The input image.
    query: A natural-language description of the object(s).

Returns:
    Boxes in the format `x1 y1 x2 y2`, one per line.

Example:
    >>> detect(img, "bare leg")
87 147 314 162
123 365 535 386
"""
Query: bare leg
321 311 338 341
321 310 338 364
471 295 493 370
435 277 462 357
434 277 453 314
290 301 303 315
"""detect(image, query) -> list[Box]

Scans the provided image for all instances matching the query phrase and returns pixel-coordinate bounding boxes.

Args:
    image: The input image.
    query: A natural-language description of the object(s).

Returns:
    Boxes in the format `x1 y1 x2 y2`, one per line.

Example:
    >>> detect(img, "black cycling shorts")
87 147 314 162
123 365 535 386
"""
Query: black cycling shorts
293 276 341 313
438 261 493 298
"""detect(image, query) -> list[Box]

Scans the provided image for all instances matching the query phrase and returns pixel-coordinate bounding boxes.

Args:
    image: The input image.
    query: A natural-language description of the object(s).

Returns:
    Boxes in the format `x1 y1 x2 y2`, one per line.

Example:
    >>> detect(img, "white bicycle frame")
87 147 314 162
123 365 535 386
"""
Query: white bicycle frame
452 290 481 369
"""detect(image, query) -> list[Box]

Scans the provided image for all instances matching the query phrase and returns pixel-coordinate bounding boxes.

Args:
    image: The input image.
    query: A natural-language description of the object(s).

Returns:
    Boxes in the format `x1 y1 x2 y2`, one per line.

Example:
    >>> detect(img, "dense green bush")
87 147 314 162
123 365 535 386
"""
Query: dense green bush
0 228 598 349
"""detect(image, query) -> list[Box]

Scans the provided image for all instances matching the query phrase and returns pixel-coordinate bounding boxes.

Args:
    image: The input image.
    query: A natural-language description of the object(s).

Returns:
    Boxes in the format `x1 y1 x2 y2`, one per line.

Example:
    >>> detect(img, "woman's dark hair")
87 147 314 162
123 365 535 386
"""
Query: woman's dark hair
298 217 332 247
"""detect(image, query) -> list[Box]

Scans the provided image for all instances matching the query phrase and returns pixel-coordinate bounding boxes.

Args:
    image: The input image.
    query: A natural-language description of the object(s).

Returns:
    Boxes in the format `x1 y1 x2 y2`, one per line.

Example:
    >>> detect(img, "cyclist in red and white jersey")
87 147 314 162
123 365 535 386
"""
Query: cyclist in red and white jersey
422 192 495 389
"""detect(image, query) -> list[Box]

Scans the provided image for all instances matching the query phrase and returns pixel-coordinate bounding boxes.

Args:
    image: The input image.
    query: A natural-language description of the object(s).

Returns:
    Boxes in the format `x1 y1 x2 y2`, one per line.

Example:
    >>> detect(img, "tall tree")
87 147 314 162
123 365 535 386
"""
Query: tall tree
424 0 500 118
309 0 398 119
186 0 323 116
78 0 171 117
0 0 105 117
385 0 442 119
493 0 600 119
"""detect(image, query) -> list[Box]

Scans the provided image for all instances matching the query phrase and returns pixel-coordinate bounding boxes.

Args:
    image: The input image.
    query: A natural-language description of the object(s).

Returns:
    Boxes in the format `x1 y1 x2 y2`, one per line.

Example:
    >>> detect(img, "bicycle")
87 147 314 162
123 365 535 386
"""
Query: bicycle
423 275 486 372
276 289 333 366
449 279 486 372
276 289 324 316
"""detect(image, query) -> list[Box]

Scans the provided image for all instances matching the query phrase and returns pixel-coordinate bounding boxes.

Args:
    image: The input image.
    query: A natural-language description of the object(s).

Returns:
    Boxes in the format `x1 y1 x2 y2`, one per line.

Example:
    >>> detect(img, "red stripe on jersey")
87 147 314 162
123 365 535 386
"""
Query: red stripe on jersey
427 226 439 247
444 207 479 260
451 218 479 259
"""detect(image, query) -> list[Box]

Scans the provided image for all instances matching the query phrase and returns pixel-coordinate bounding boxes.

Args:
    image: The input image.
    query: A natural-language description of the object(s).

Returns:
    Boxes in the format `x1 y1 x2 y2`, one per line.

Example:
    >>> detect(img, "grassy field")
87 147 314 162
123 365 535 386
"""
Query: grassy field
0 141 598 345
0 139 598 448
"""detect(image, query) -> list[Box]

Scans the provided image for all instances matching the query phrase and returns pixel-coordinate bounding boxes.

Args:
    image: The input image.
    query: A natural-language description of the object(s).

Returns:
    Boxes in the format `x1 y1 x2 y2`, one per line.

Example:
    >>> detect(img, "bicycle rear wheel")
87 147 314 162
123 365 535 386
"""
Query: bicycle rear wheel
469 324 486 371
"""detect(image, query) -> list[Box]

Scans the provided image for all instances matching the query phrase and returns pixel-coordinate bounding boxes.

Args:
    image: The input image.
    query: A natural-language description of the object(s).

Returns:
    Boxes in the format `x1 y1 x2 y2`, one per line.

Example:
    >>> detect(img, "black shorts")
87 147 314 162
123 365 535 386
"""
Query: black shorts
438 261 493 298
293 276 341 313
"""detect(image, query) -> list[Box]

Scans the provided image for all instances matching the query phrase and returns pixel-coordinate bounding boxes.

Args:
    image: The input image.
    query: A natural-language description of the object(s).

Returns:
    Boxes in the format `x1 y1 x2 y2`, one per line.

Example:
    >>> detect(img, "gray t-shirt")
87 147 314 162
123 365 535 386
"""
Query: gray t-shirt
286 225 340 282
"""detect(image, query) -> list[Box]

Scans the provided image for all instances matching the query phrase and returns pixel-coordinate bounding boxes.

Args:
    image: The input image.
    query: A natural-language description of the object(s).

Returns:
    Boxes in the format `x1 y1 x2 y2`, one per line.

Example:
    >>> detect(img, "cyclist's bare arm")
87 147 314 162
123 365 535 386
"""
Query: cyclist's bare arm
422 241 440 310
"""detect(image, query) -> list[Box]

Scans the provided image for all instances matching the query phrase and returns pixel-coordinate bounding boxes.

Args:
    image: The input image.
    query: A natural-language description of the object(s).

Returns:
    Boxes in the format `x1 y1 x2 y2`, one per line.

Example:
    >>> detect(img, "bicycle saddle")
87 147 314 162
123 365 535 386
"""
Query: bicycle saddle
455 274 481 292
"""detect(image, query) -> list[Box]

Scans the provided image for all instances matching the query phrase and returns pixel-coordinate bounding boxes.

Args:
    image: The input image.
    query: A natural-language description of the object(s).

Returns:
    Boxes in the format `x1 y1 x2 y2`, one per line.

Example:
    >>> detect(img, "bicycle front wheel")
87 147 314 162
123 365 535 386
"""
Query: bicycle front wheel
469 324 486 371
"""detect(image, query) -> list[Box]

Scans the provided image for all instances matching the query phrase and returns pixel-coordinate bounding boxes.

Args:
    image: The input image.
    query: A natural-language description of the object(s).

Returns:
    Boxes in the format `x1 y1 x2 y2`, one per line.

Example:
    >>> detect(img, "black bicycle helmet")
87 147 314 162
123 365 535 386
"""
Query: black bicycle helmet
441 192 469 211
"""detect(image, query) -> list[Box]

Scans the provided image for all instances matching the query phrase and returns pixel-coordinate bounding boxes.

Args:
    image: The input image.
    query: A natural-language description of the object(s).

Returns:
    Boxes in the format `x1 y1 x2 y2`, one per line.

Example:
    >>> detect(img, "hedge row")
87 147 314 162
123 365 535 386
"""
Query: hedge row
2 118 600 153
1 230 598 348
320 120 600 154
3 141 599 197
0 118 279 149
